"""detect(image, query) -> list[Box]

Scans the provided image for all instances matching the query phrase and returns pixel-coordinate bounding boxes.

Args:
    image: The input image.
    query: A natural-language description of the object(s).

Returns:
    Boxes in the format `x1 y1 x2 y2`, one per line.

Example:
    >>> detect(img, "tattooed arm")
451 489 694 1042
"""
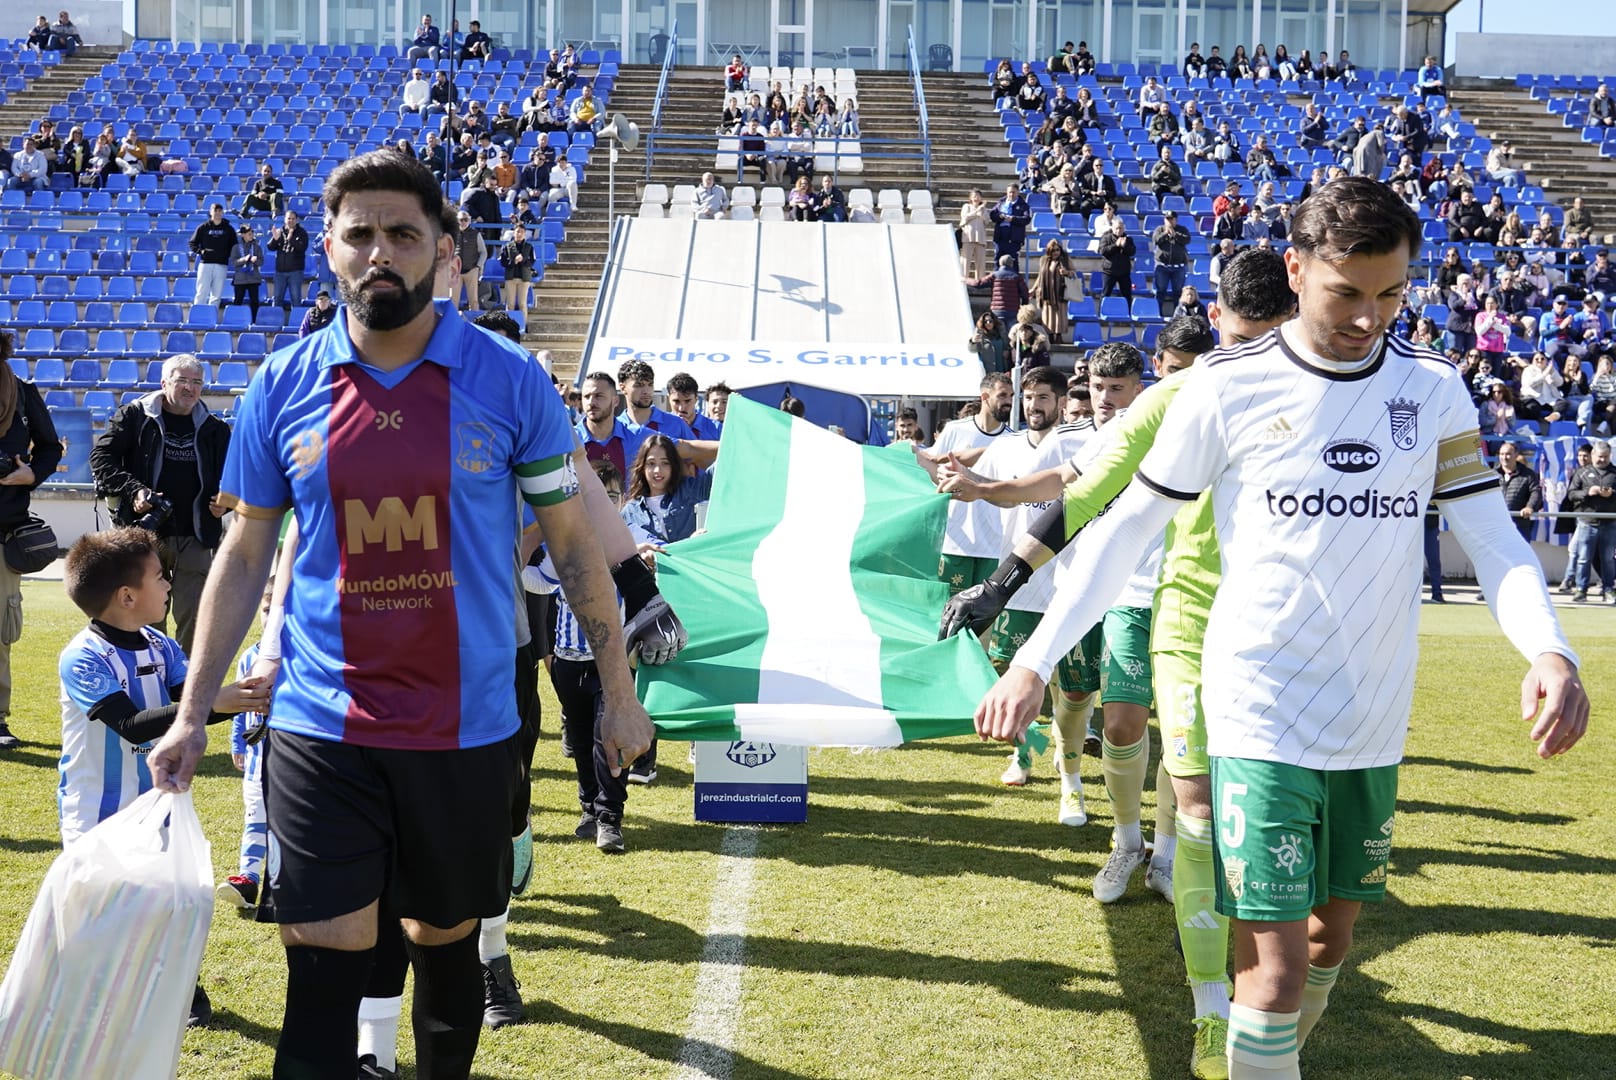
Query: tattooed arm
535 491 655 775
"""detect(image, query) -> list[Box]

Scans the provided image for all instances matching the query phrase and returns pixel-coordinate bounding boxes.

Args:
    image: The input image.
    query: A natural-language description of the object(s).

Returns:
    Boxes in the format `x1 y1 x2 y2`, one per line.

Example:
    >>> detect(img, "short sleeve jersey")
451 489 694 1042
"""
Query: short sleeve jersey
1135 329 1494 770
975 424 1089 613
577 417 649 480
58 624 188 842
933 417 1009 557
220 304 577 751
620 405 697 441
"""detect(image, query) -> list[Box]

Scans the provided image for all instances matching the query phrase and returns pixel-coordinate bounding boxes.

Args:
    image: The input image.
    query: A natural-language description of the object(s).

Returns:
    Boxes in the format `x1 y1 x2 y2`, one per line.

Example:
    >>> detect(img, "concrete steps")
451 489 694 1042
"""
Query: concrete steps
0 48 121 141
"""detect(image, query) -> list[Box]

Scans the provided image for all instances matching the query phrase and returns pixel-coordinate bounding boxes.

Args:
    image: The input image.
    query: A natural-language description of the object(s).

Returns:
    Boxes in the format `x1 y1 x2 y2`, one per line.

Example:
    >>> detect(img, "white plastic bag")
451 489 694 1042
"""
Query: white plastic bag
0 788 214 1080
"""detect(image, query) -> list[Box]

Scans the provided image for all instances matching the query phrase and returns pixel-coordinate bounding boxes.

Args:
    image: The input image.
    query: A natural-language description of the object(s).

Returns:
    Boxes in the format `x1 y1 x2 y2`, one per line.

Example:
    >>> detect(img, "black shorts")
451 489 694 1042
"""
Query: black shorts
261 727 521 927
525 589 555 662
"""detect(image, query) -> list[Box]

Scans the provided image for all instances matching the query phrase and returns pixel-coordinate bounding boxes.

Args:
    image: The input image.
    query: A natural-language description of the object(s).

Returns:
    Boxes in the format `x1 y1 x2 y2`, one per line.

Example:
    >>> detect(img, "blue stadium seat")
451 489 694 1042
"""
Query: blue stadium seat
94 329 132 357
84 389 117 423
215 360 251 390
16 329 52 357
63 358 102 387
3 275 36 301
44 390 77 410
186 305 220 330
161 334 195 359
220 305 251 330
199 331 233 360
43 301 76 328
106 355 144 388
57 329 89 357
83 301 115 328
32 358 66 386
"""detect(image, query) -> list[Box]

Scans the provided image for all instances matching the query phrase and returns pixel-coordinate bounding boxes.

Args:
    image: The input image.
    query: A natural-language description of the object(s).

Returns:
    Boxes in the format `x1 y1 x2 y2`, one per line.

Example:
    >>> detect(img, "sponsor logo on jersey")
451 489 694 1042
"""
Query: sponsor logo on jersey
344 495 441 554
1387 397 1419 451
1269 833 1307 876
1266 488 1421 519
1261 416 1299 441
1172 734 1188 759
726 741 778 768
1321 439 1382 474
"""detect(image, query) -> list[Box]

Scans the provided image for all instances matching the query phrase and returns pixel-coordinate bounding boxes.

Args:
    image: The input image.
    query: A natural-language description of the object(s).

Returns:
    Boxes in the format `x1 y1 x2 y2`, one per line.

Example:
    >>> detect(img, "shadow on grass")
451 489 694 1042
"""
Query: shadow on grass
528 999 818 1080
510 892 1116 1011
1401 754 1535 776
0 747 60 771
0 833 58 854
1396 797 1575 827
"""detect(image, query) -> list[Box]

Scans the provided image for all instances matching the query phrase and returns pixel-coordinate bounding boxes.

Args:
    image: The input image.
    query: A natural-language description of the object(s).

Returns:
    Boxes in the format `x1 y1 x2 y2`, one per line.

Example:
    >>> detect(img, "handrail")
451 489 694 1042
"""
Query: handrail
905 24 933 189
646 18 679 180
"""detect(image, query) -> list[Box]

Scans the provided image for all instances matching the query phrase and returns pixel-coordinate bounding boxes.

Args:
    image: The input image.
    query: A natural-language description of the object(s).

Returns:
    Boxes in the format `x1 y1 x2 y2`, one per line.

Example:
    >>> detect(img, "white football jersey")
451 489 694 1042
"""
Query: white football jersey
934 417 1010 557
975 423 1091 612
1135 328 1495 769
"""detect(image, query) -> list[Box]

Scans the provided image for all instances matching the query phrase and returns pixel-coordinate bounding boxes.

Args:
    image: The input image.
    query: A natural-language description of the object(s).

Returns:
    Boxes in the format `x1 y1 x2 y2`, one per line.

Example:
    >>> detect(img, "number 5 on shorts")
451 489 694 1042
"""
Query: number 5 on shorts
1221 782 1248 847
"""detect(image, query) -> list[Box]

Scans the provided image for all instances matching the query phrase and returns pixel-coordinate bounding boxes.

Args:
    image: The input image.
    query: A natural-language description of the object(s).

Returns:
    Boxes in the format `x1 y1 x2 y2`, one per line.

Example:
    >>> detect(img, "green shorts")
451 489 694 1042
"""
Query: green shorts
1153 649 1208 779
1210 757 1399 922
1098 606 1153 708
1068 622 1103 696
988 609 1088 695
939 553 996 596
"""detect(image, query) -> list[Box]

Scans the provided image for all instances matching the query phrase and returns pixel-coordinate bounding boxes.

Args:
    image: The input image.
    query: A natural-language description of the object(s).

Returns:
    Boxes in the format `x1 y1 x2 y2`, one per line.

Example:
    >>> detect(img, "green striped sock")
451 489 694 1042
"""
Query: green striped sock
1227 1002 1300 1078
1297 961 1342 1047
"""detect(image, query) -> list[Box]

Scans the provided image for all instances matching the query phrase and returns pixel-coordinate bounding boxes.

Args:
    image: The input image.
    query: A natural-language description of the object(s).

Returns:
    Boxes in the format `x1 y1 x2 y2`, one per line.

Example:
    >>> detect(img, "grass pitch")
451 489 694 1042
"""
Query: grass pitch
0 584 1612 1079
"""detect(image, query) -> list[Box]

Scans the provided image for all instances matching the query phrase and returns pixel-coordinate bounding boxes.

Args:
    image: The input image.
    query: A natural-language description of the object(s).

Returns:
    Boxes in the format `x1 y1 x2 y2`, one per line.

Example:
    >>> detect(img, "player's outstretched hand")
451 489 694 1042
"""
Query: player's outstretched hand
601 699 655 778
936 453 988 502
939 578 1011 640
1522 652 1589 759
214 675 272 716
975 665 1047 744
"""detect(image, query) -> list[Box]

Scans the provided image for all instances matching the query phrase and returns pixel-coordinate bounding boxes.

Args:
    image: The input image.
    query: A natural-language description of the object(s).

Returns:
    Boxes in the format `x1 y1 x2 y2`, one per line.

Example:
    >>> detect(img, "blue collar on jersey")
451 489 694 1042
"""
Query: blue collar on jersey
576 416 637 447
315 300 466 381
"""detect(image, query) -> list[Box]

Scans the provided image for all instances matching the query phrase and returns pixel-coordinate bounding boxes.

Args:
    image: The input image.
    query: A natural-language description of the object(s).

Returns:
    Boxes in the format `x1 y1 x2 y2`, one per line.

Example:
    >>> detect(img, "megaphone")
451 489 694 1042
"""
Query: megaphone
600 113 640 151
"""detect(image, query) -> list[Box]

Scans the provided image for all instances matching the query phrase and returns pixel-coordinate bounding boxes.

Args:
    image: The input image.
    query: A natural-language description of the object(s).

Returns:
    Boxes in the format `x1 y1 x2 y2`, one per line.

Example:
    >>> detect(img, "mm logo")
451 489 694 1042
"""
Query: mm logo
1322 439 1382 473
345 496 440 553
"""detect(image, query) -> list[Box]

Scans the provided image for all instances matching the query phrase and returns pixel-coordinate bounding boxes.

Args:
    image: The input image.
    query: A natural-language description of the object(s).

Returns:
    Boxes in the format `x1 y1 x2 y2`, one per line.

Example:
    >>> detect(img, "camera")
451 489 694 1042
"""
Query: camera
135 492 173 533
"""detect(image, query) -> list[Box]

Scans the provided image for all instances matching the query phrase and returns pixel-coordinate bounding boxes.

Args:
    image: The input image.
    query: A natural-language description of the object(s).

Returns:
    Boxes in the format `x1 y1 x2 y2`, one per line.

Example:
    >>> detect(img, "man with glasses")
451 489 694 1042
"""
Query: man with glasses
90 354 232 653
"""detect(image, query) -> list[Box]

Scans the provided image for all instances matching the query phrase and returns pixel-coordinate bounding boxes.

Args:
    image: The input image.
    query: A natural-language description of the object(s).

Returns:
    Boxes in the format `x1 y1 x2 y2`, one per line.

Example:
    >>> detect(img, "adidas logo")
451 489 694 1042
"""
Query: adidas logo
1360 865 1386 885
1183 910 1221 931
1262 416 1299 441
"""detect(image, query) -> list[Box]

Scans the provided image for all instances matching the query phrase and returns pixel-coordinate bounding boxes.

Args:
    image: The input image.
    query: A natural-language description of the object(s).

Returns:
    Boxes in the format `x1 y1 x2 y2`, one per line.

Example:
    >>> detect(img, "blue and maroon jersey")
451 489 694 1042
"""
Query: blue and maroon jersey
576 416 649 479
221 304 577 750
618 405 696 441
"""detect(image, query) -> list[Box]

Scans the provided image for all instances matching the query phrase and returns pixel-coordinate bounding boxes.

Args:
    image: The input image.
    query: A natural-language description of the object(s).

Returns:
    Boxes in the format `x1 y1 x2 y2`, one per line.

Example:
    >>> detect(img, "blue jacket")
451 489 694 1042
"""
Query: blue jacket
621 470 714 545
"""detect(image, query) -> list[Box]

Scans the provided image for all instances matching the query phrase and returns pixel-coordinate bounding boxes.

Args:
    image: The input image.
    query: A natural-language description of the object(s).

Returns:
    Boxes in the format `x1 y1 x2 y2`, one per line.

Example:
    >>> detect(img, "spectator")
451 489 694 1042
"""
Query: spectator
8 138 47 193
88 354 230 654
1416 55 1446 101
1292 48 1312 80
459 19 492 62
1212 119 1241 167
1574 294 1609 354
1474 294 1510 368
969 254 1030 327
837 98 860 138
1333 49 1358 83
1048 85 1076 126
1073 86 1102 128
238 163 285 219
1384 105 1427 162
31 119 60 172
1565 440 1616 601
1147 102 1180 146
1071 41 1096 76
958 189 991 280
1007 305 1051 369
1229 45 1253 81
423 71 457 119
812 174 847 223
725 53 749 92
261 209 306 317
544 48 577 91
1147 142 1184 200
969 311 1009 375
1136 76 1166 120
1097 218 1135 300
399 68 430 116
1274 44 1296 80
188 203 237 309
990 60 1019 101
1150 210 1191 318
1048 41 1081 76
57 123 89 177
498 222 535 314
46 10 80 55
1557 444 1596 591
1183 42 1206 79
1245 134 1282 182
1520 350 1568 420
1493 269 1537 339
298 289 336 337
25 15 50 56
1252 44 1273 80
787 176 814 221
1445 273 1481 354
1585 355 1616 434
1078 157 1117 215
782 120 815 184
737 117 768 183
1183 117 1212 165
491 148 517 197
1327 115 1367 162
1565 196 1595 243
550 157 579 208
1172 284 1206 322
115 128 147 176
228 222 265 323
516 143 553 209
1480 381 1516 434
1207 237 1239 287
1017 73 1046 118
490 102 522 152
1591 84 1616 129
1031 239 1074 345
1041 162 1080 216
989 182 1029 261
1446 189 1485 243
406 13 440 60
1350 122 1386 178
1485 141 1522 189
1586 248 1616 301
1299 103 1328 148
692 172 729 219
521 86 552 132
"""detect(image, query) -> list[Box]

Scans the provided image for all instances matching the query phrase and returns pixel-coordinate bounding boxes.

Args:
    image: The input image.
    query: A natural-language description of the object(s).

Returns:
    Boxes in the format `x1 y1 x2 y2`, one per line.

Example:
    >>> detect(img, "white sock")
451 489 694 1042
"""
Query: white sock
1114 821 1144 851
478 909 509 964
1191 978 1230 1019
356 995 402 1071
1152 834 1177 867
1061 769 1083 793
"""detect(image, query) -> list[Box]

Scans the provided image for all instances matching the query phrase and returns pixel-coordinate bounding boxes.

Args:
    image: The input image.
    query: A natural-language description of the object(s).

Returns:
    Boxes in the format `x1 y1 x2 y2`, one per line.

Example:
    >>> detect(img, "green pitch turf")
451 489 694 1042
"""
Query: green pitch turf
0 584 1611 1079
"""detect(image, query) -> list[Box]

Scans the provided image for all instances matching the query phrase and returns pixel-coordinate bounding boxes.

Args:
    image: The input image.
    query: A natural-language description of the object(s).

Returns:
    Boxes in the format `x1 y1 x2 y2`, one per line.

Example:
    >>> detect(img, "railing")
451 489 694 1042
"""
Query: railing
905 24 933 190
645 18 679 181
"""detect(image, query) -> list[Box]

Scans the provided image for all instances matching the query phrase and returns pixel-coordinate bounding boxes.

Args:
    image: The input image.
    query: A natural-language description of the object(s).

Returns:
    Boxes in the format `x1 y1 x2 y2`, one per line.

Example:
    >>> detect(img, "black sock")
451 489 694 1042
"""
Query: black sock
406 933 484 1080
365 917 411 999
274 944 373 1080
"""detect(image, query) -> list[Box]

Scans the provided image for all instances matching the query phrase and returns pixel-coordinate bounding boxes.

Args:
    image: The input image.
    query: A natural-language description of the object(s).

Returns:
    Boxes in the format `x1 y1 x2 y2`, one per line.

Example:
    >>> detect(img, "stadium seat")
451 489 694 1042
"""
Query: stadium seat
113 302 149 329
91 331 130 359
199 332 233 360
84 389 117 423
105 357 143 387
56 329 90 357
32 358 66 386
215 361 251 391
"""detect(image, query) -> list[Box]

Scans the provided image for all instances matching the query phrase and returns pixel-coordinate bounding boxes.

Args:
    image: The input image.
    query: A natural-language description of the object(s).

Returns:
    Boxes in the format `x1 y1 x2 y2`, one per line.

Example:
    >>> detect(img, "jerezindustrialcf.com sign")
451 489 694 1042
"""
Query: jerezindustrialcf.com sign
585 339 987 397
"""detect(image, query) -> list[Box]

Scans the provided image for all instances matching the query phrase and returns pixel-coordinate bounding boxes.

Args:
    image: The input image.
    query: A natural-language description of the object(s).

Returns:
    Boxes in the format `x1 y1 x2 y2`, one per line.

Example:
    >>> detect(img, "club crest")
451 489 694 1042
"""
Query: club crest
726 741 778 768
1386 397 1419 451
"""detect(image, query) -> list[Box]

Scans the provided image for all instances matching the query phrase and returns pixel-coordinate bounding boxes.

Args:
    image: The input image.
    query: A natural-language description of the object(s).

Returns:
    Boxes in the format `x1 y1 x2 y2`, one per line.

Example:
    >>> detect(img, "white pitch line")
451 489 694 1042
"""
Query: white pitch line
674 826 760 1080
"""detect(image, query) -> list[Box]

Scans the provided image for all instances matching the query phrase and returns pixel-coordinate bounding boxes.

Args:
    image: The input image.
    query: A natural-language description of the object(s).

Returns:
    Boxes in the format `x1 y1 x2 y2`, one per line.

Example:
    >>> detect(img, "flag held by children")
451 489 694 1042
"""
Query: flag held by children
638 396 997 745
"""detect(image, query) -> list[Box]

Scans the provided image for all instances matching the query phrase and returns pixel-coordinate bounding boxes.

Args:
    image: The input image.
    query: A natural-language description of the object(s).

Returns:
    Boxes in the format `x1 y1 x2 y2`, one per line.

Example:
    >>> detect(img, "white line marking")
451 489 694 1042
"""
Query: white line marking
675 826 760 1080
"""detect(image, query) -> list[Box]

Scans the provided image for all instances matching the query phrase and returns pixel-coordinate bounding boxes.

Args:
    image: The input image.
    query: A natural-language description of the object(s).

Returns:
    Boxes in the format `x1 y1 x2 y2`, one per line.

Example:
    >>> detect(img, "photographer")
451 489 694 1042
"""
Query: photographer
89 354 230 653
0 331 62 751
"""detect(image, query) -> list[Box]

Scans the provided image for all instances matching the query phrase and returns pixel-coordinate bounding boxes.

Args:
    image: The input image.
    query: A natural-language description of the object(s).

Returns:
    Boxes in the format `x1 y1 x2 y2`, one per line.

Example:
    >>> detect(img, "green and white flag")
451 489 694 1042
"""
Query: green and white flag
639 395 998 745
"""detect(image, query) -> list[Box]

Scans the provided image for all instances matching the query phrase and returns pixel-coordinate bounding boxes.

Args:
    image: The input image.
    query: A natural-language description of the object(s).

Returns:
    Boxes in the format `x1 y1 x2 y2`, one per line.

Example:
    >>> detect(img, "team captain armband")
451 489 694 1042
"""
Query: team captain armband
1432 432 1496 500
516 453 579 507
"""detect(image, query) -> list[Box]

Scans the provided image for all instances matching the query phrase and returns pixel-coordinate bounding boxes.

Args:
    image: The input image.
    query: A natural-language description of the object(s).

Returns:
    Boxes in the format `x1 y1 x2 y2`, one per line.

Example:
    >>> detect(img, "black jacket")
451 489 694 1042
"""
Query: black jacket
1566 462 1616 517
269 223 308 275
90 393 231 548
189 219 239 265
0 380 62 530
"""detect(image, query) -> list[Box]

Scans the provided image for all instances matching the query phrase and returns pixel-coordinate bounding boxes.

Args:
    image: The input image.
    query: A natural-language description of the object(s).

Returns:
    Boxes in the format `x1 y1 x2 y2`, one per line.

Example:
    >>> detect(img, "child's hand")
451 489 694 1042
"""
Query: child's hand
216 675 271 715
231 752 245 771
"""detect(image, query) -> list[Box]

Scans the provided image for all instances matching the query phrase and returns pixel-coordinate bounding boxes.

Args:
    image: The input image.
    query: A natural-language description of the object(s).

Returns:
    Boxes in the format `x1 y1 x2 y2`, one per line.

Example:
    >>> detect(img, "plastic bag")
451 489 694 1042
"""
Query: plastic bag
0 788 214 1080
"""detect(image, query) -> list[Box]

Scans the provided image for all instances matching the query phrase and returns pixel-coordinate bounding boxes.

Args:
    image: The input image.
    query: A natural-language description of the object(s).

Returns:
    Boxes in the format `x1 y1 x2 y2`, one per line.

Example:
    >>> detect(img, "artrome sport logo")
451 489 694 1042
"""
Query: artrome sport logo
1321 439 1382 474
